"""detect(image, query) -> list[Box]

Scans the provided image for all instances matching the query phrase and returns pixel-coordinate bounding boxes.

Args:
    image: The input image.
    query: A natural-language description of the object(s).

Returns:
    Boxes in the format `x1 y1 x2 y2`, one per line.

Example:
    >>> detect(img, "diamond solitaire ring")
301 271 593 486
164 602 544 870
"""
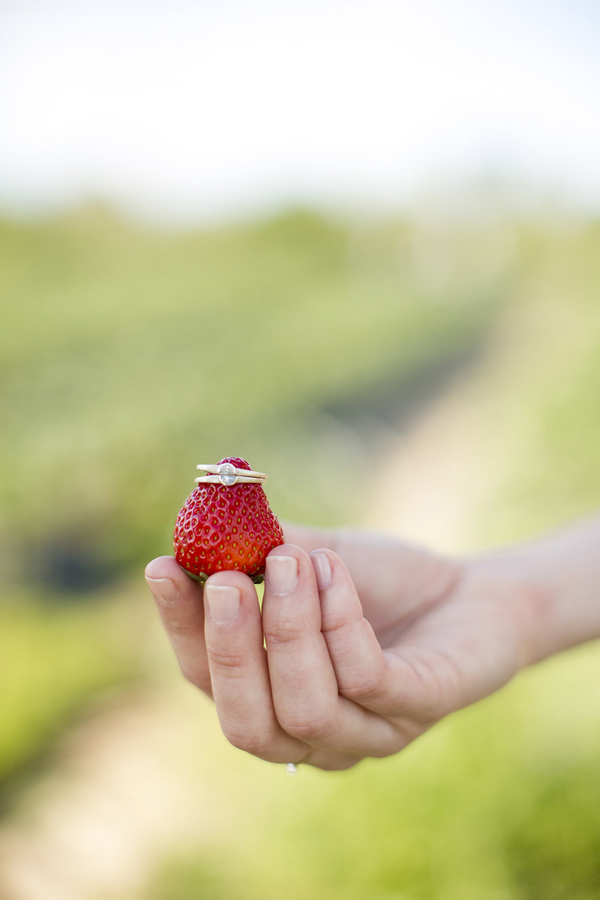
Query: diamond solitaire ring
195 462 267 486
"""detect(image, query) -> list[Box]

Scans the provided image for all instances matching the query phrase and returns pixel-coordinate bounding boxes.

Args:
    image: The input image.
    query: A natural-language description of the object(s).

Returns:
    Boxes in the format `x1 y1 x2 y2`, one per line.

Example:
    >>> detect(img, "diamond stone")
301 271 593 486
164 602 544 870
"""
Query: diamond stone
218 463 238 486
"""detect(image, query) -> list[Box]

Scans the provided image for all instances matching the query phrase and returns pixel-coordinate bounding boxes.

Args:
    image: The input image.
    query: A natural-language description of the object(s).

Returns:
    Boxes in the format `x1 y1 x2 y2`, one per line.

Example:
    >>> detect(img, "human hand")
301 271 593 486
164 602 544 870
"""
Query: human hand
145 524 540 770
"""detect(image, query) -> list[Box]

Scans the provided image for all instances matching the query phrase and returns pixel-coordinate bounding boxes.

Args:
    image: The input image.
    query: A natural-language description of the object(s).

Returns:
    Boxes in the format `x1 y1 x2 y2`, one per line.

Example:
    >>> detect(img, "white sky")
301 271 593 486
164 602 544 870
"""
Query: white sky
0 0 599 223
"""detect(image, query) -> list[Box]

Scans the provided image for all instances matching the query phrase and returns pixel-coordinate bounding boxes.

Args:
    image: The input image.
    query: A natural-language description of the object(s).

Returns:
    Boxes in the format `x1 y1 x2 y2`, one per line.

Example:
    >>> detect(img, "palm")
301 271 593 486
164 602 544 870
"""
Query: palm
284 523 527 722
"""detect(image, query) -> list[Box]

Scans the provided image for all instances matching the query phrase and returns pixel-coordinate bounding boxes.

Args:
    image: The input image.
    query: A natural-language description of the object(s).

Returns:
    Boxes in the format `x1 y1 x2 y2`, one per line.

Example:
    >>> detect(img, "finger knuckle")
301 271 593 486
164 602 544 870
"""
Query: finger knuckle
163 614 195 637
281 713 336 744
342 672 386 704
338 651 388 703
321 614 361 637
207 646 249 677
263 621 306 646
179 661 211 691
222 726 276 759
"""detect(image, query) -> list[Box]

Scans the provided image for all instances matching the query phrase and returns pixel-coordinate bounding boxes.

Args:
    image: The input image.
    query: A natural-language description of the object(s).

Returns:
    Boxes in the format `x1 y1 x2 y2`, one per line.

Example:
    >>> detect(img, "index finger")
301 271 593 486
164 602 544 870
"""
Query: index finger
145 556 212 696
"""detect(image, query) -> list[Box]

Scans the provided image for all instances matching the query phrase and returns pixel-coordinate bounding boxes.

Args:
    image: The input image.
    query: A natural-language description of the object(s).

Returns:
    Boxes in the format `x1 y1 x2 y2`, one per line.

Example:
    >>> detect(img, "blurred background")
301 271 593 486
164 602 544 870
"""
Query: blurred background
1 1 600 898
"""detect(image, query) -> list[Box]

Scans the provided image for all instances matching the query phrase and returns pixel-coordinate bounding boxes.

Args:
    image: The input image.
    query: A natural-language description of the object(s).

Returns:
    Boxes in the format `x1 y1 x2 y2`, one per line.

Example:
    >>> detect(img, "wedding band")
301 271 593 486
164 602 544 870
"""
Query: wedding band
195 462 267 487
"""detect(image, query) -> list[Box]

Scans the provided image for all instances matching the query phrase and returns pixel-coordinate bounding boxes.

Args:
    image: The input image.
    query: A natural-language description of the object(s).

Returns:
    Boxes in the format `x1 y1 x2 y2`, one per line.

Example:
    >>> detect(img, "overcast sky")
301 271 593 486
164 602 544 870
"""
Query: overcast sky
1 0 599 223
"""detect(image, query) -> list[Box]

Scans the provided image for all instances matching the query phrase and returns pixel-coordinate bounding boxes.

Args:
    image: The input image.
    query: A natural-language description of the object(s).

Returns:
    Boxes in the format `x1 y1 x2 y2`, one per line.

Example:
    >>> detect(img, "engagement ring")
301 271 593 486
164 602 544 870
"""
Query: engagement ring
195 462 267 486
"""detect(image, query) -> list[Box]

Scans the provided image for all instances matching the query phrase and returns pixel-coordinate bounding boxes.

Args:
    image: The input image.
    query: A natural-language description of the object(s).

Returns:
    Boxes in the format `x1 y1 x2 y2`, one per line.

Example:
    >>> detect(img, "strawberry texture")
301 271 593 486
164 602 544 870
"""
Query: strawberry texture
173 457 284 580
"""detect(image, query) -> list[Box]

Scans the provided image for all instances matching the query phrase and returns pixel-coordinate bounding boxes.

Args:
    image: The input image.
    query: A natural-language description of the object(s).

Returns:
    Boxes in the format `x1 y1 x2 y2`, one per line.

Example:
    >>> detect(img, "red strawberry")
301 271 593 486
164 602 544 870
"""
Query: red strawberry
174 456 284 582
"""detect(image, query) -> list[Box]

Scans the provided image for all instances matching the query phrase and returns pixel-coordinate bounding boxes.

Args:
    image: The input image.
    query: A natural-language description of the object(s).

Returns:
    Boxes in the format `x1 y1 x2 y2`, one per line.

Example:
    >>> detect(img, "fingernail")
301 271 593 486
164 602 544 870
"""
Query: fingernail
205 584 241 625
266 555 298 595
146 576 179 607
311 552 332 590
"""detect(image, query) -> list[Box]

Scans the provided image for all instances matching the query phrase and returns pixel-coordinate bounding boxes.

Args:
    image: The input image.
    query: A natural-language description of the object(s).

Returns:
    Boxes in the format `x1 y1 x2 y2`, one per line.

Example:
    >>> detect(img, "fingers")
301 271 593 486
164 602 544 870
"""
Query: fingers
309 549 435 732
147 546 413 766
145 556 212 695
309 549 388 704
203 570 306 763
262 545 401 757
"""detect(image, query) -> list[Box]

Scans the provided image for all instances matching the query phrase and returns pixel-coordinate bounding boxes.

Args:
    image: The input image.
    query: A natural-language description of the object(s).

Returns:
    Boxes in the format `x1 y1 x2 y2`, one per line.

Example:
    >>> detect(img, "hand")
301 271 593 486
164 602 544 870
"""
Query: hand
145 524 539 770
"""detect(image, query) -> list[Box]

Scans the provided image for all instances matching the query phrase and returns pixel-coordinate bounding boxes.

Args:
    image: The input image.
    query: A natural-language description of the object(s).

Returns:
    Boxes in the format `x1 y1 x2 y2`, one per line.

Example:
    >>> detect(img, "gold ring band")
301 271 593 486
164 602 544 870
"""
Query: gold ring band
195 475 266 485
195 462 267 487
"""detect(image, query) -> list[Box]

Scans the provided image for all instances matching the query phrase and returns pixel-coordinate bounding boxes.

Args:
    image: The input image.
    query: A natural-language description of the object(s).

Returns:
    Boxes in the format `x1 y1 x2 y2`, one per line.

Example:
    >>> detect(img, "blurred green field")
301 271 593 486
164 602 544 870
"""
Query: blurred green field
0 205 503 807
0 205 503 791
0 586 137 803
0 205 502 578
2 206 600 899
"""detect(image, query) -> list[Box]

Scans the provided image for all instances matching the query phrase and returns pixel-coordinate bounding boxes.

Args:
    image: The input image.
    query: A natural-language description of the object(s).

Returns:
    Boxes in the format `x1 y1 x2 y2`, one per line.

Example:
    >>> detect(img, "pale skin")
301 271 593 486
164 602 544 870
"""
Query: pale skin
145 516 600 771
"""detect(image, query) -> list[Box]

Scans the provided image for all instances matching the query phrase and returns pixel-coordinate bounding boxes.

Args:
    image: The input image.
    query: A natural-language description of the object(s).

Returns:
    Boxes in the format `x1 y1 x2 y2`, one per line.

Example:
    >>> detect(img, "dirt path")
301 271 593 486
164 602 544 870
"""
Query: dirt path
364 370 498 552
364 313 528 553
0 688 217 900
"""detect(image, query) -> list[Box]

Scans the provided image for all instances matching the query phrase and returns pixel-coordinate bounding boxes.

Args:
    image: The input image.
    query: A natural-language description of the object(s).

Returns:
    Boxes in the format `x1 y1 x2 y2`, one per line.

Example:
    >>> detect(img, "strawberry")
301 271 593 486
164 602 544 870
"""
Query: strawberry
173 456 284 582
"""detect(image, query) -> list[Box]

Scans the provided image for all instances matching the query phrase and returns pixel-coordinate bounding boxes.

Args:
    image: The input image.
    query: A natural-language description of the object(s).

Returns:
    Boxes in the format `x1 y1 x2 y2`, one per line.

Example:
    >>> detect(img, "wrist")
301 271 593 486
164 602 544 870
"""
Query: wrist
463 551 559 670
468 517 600 667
